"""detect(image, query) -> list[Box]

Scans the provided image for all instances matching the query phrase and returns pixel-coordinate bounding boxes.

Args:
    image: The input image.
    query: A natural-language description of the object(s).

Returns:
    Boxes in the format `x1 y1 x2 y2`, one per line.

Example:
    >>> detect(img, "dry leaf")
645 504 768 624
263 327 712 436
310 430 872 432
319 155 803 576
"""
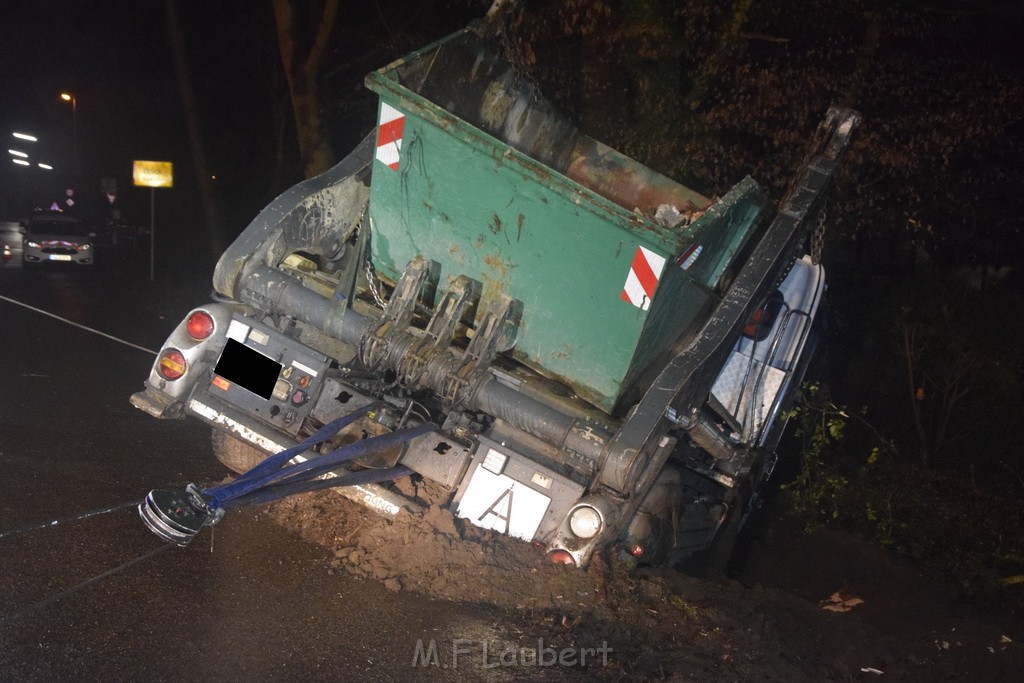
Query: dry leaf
818 591 865 613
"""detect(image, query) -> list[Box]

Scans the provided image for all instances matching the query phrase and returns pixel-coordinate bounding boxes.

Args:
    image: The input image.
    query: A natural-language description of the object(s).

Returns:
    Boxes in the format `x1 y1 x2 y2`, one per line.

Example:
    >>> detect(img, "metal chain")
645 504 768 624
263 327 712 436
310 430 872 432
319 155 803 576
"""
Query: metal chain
364 257 388 310
362 217 389 310
810 202 827 265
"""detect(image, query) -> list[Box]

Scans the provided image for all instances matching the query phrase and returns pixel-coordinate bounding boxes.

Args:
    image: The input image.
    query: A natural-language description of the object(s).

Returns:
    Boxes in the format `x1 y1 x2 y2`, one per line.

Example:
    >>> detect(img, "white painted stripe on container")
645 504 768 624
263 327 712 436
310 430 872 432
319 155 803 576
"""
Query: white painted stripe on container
622 270 651 310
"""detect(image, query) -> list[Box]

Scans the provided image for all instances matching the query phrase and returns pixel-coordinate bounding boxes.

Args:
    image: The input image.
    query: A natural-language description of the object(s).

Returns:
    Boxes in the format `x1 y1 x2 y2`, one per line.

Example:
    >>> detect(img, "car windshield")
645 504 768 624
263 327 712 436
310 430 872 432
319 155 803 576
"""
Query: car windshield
28 217 87 236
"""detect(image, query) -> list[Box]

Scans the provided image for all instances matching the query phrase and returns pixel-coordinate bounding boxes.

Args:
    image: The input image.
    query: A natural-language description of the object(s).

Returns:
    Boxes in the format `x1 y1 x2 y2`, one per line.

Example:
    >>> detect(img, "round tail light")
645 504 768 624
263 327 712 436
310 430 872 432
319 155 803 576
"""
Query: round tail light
158 349 187 380
548 549 577 566
186 311 215 341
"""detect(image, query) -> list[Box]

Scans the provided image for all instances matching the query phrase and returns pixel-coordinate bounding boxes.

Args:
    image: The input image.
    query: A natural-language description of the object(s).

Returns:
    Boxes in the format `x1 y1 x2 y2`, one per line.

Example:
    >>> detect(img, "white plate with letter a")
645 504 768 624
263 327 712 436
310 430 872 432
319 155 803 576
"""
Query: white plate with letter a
456 464 551 541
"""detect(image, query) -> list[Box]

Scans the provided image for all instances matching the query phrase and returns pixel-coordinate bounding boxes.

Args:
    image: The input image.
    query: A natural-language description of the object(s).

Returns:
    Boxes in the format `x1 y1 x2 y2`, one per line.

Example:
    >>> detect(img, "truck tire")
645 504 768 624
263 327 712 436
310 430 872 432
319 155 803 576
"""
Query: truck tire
705 499 743 574
673 494 743 576
211 430 268 474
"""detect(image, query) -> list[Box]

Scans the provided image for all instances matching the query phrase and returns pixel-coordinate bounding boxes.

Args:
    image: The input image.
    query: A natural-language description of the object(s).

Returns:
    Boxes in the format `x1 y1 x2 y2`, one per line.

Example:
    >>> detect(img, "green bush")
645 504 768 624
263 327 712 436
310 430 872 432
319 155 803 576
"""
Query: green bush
782 383 1024 594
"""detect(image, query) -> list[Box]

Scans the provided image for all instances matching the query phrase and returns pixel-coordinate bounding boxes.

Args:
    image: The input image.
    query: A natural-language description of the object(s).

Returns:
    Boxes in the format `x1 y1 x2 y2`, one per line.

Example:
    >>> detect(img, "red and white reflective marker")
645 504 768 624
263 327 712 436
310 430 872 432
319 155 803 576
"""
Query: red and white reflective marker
621 245 666 311
677 243 703 271
375 103 406 171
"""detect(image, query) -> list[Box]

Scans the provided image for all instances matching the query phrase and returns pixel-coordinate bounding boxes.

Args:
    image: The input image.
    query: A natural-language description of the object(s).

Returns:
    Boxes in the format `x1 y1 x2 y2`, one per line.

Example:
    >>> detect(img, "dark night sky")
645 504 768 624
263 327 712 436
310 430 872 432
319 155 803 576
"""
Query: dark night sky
0 1 483 249
5 1 1017 257
1 2 190 221
0 0 310 250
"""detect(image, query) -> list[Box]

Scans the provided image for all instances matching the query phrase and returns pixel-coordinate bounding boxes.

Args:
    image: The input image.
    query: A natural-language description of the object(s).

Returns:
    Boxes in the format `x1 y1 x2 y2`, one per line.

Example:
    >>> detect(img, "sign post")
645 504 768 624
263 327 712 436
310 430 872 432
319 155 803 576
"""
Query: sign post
132 160 173 282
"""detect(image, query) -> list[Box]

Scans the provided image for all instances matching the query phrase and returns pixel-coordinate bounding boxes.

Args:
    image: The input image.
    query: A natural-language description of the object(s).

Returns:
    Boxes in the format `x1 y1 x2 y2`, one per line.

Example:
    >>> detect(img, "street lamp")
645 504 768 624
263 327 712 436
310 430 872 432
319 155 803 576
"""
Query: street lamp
60 92 77 166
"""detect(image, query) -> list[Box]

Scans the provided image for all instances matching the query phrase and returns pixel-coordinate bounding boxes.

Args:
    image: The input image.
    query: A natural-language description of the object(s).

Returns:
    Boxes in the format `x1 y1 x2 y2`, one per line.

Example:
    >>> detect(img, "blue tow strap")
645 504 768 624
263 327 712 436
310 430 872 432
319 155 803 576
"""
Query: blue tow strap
204 402 384 498
139 404 434 546
203 421 436 511
224 465 414 509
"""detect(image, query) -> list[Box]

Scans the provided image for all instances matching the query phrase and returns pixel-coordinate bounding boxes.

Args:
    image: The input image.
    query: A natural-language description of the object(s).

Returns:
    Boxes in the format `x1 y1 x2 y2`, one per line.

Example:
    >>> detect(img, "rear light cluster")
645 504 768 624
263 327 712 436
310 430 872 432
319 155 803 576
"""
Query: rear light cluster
547 504 606 566
186 310 215 340
158 349 187 381
155 310 215 382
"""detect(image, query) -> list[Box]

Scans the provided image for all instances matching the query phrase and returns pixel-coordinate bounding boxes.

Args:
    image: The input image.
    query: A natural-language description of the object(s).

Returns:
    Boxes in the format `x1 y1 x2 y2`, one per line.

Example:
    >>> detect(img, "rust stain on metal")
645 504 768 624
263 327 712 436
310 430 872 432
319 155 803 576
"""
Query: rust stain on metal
482 252 513 278
482 254 503 274
565 136 712 218
551 345 573 360
479 273 507 311
478 252 517 311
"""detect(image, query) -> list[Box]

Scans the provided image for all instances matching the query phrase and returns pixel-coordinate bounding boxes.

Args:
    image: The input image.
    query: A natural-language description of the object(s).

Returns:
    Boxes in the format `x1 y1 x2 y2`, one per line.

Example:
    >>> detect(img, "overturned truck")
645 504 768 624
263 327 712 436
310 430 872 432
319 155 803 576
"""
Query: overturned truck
132 26 858 567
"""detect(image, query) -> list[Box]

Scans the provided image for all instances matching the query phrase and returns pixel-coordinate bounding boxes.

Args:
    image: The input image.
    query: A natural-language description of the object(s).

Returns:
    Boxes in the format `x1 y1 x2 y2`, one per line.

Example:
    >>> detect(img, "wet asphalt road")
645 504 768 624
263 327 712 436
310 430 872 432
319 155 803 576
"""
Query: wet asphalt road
0 226 571 682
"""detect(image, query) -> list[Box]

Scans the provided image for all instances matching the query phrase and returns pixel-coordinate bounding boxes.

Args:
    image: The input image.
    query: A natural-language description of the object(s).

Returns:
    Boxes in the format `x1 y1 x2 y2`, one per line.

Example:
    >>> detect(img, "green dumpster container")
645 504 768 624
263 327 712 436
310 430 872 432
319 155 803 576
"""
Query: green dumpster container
365 29 770 415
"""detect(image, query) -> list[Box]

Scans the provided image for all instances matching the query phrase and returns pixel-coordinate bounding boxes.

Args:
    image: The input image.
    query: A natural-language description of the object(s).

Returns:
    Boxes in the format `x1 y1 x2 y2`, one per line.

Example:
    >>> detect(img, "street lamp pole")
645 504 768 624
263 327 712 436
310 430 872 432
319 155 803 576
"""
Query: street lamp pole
60 92 77 169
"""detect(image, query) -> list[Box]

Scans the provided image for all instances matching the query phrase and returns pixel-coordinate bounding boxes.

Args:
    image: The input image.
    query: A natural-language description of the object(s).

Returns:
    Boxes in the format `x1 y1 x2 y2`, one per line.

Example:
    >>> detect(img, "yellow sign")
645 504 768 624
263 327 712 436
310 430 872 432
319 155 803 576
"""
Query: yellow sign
133 160 174 188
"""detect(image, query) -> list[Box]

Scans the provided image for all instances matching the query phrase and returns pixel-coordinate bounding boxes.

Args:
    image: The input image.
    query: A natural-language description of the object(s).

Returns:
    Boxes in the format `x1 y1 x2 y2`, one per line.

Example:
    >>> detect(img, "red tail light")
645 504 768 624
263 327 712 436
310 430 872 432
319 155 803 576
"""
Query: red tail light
158 349 187 380
186 311 215 341
548 549 576 566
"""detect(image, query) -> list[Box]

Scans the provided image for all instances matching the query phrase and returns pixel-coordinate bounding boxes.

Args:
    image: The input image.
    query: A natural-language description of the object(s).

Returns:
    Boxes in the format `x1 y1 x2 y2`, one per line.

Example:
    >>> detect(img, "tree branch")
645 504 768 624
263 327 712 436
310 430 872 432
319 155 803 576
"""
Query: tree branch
306 0 339 76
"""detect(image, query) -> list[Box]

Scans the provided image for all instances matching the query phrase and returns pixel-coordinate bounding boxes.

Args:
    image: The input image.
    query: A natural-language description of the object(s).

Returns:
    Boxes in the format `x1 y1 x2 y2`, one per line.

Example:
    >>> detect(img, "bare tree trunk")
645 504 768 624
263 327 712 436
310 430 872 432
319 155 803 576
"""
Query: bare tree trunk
164 0 222 256
273 0 338 178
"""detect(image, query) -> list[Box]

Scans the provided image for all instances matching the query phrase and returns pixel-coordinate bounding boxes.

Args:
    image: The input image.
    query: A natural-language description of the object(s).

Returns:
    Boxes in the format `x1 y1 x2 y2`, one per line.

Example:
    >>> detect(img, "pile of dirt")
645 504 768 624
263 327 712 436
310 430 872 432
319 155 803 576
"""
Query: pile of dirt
269 491 809 680
265 487 1018 680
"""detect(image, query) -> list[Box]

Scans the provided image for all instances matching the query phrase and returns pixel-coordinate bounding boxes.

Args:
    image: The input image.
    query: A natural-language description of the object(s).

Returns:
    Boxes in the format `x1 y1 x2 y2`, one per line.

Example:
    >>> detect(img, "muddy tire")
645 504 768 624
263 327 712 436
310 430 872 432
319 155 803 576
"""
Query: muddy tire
211 430 269 474
705 499 743 574
673 494 743 577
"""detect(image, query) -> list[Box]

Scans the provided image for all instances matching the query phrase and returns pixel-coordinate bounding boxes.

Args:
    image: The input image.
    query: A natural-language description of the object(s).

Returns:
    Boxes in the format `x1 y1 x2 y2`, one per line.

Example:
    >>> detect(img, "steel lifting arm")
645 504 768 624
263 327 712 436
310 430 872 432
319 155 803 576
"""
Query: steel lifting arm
597 106 861 502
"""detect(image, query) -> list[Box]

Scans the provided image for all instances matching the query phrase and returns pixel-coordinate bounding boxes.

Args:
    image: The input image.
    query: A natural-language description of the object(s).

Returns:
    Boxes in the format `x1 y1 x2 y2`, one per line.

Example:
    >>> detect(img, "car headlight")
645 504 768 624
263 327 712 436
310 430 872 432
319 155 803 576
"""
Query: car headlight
568 505 602 539
79 243 91 250
26 241 40 248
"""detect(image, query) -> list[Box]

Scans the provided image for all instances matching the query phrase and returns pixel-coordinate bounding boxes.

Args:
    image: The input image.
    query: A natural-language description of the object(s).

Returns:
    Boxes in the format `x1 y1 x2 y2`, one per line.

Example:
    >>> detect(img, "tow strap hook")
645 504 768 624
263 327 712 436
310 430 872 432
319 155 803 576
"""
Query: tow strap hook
139 484 222 546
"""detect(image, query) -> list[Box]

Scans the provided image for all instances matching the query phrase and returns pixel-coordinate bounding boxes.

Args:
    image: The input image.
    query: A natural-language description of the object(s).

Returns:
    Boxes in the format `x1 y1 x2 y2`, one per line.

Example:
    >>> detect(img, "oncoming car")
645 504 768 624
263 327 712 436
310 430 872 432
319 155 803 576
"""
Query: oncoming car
22 211 95 265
